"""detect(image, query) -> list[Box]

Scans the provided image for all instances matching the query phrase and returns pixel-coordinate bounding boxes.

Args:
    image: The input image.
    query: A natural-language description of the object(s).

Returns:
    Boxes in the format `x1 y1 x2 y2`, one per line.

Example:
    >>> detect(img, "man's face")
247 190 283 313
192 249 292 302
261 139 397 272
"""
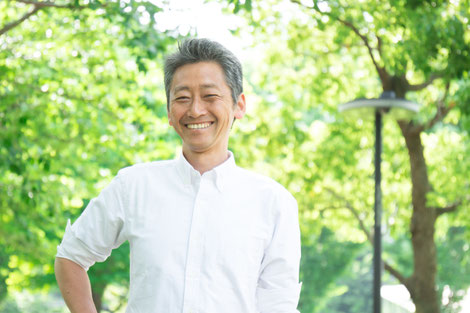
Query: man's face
168 61 245 156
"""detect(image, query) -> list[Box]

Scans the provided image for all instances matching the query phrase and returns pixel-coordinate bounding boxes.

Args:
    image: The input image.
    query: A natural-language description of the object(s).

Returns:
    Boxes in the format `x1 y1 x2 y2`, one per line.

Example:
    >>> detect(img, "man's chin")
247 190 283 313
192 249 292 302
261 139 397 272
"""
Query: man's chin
183 144 212 154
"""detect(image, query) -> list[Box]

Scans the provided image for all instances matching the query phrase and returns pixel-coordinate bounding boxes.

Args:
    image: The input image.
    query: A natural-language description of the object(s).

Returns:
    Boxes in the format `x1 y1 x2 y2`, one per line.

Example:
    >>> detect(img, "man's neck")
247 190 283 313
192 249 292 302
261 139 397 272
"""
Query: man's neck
183 149 230 175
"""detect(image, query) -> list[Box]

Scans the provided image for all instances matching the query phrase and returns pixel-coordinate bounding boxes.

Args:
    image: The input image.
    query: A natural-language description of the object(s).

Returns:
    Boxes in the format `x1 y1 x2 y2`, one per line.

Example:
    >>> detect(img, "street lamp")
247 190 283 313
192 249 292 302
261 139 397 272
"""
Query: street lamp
339 91 419 313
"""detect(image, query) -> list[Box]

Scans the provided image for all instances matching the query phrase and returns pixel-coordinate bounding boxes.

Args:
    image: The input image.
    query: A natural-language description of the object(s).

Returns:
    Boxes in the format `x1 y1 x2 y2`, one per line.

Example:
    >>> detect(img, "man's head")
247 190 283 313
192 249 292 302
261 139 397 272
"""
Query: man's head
164 38 243 109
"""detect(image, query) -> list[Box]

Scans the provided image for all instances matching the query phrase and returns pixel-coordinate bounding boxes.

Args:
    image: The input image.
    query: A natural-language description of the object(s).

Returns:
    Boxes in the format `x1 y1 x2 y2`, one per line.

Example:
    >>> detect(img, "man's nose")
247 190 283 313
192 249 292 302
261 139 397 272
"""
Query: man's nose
188 97 207 117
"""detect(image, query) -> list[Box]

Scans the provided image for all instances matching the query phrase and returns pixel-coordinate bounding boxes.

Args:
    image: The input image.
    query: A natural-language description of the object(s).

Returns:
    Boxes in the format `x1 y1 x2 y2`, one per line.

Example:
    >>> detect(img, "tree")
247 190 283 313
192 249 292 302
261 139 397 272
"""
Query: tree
228 0 470 312
1 0 178 311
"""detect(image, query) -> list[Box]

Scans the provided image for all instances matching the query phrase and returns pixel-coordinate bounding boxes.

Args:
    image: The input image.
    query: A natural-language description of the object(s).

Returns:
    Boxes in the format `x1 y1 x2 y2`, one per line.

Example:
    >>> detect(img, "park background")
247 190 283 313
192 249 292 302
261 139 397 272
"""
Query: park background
1 0 470 312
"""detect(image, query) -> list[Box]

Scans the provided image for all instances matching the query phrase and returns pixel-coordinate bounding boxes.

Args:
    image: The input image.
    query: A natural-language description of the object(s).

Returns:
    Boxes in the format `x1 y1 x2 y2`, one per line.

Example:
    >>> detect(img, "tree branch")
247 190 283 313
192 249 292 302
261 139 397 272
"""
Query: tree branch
1 1 91 37
318 206 348 212
0 5 42 36
14 0 87 9
434 199 463 217
290 0 390 89
324 187 372 242
384 262 409 287
407 73 444 91
324 187 410 286
397 117 423 137
335 18 385 79
377 35 383 57
423 82 453 131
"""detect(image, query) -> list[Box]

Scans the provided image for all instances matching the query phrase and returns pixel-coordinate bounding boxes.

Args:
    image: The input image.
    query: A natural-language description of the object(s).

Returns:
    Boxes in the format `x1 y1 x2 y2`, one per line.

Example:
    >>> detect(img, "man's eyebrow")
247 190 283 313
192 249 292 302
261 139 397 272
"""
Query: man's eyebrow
173 86 190 93
200 84 219 90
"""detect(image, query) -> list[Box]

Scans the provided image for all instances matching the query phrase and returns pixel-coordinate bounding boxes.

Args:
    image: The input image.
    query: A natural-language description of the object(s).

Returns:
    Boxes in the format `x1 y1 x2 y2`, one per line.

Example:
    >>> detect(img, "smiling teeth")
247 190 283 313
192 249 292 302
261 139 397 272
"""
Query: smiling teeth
187 122 211 129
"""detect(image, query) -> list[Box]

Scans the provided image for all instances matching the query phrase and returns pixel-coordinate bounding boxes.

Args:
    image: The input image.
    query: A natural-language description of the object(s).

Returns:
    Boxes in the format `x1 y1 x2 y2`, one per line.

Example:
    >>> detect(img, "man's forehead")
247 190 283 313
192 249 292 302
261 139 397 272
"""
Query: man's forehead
170 62 229 94
173 83 220 93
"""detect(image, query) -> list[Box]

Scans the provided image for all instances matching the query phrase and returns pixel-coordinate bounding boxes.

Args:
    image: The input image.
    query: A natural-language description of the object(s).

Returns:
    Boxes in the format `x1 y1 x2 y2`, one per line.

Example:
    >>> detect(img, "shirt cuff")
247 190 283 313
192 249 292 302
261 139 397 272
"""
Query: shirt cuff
256 282 302 313
56 219 107 271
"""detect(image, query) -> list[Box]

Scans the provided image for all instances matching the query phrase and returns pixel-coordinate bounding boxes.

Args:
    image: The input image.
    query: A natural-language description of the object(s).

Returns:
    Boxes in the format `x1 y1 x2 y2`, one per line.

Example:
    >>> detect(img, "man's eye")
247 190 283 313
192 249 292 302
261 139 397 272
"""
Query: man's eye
176 96 190 101
205 94 218 98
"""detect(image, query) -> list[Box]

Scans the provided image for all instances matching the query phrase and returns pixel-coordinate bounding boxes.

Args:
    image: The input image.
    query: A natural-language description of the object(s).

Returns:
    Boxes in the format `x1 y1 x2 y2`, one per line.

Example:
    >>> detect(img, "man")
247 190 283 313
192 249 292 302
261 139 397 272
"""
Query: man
55 38 301 313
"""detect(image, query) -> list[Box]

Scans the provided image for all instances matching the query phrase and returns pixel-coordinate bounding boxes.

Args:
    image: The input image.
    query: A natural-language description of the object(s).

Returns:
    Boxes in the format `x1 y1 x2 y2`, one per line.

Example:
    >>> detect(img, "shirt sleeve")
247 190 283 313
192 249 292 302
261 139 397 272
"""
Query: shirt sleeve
256 189 302 313
56 171 127 271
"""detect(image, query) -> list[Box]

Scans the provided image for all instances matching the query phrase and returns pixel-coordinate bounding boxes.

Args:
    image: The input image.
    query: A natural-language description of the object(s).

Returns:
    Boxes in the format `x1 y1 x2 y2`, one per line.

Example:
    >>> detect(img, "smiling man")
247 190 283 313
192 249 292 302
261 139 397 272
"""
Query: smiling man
55 38 301 313
167 60 245 173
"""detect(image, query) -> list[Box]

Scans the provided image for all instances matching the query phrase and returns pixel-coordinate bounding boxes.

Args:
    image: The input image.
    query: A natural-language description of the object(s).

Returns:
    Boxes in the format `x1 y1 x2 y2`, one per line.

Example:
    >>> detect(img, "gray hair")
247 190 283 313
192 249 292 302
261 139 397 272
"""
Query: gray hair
164 38 243 109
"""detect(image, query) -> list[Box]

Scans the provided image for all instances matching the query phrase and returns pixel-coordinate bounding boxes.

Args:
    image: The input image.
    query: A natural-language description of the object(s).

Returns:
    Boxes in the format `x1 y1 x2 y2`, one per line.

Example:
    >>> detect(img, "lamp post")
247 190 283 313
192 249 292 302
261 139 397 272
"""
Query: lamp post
339 91 419 313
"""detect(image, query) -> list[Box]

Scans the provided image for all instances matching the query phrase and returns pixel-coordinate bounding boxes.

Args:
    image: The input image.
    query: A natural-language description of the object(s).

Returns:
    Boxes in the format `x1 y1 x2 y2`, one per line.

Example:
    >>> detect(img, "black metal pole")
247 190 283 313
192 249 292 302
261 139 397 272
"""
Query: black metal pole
373 109 383 313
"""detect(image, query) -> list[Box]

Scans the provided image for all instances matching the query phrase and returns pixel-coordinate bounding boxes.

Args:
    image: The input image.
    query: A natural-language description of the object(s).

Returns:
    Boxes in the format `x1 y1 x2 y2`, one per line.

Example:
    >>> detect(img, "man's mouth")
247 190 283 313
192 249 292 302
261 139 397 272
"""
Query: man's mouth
186 122 213 129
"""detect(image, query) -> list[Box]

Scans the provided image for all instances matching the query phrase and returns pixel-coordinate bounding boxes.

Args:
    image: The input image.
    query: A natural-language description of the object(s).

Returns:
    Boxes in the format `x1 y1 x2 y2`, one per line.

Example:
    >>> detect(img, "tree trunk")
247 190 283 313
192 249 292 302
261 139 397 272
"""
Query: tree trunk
400 123 440 313
92 284 106 313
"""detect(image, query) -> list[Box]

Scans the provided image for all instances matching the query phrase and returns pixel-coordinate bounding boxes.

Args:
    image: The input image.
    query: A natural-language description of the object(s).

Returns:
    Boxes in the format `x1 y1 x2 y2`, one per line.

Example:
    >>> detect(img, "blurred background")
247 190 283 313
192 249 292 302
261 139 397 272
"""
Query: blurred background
1 0 469 312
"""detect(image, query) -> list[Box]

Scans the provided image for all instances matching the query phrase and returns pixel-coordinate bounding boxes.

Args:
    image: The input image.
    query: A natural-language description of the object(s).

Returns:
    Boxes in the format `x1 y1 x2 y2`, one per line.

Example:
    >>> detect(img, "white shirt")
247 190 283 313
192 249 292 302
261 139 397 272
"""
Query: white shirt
56 152 302 313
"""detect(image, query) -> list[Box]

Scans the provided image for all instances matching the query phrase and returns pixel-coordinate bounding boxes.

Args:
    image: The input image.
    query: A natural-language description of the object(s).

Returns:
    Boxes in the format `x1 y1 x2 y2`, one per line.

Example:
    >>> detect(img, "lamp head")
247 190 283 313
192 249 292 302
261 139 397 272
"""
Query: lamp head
339 92 420 120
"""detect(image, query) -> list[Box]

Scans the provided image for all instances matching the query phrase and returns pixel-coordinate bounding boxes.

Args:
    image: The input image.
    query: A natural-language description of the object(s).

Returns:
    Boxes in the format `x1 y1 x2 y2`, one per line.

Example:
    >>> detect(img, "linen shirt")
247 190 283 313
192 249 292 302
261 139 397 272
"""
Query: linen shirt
56 152 302 313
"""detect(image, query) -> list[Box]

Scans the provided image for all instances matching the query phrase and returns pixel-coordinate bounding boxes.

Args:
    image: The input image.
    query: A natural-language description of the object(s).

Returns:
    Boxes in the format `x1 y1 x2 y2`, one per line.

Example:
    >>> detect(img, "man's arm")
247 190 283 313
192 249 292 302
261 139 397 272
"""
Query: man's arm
54 173 127 312
256 190 302 313
55 257 97 313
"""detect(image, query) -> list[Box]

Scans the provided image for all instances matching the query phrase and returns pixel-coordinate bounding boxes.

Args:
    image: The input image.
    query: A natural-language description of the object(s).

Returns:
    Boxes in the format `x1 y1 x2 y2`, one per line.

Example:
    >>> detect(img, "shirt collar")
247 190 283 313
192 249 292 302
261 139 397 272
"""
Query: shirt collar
175 151 236 192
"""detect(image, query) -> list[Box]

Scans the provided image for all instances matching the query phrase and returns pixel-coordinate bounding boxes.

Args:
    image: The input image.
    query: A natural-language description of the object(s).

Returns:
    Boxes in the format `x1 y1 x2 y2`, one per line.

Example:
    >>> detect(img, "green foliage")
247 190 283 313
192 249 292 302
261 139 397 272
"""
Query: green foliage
383 235 414 278
0 0 179 306
227 0 252 13
88 243 130 295
455 78 470 133
437 227 470 312
0 291 67 313
0 249 8 302
324 229 470 313
299 228 363 313
2 0 470 311
325 249 375 313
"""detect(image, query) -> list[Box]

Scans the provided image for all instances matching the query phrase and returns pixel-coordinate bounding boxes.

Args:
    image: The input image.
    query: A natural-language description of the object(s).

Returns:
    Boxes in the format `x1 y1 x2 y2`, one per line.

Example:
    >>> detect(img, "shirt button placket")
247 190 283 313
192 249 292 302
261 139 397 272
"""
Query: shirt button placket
183 178 208 313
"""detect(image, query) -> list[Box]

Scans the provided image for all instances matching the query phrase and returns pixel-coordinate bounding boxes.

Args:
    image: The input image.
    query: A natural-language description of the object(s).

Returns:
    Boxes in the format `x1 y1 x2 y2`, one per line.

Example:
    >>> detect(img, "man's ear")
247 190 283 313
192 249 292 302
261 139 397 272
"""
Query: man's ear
234 93 246 119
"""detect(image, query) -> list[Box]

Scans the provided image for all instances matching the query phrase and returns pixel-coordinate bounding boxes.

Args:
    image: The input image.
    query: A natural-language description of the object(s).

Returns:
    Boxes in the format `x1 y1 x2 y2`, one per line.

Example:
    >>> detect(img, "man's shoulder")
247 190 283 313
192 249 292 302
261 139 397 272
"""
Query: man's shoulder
116 159 176 180
234 166 293 197
234 166 298 213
